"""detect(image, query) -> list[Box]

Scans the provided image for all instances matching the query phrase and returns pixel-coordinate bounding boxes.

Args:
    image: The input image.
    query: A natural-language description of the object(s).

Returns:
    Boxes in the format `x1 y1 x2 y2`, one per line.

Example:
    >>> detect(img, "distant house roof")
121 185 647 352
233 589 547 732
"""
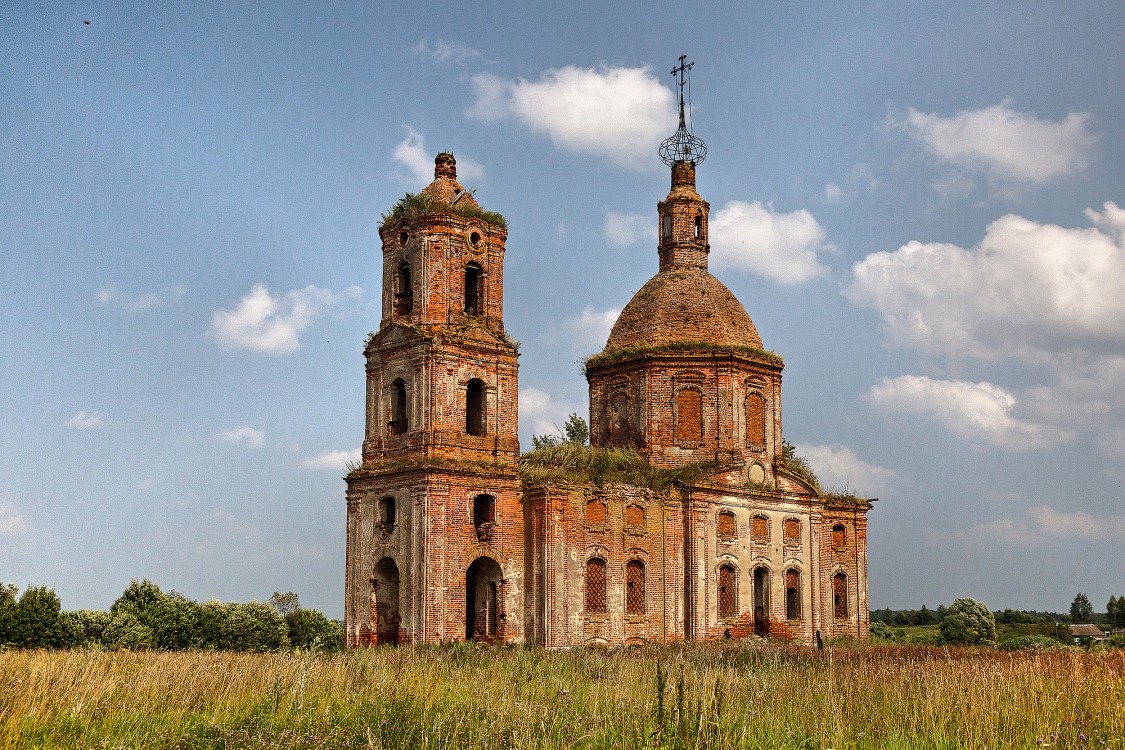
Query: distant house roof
1069 624 1108 640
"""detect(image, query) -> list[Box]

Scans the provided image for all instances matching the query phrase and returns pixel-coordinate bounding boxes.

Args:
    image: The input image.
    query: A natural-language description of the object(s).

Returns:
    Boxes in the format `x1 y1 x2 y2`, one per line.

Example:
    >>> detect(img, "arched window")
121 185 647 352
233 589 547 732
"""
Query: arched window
464 263 482 315
675 388 702 444
717 511 736 542
395 261 413 314
624 504 645 530
626 560 645 614
585 499 606 528
466 379 486 436
718 564 737 619
694 215 702 238
662 214 672 238
378 496 396 527
585 558 607 613
746 392 766 447
751 515 769 544
833 572 849 618
832 524 847 549
785 569 801 621
784 518 800 545
389 378 408 435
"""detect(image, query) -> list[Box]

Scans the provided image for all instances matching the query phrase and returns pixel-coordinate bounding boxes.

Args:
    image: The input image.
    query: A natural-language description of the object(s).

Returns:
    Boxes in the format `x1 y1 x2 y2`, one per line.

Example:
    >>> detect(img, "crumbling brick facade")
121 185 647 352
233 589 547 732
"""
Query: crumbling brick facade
344 153 873 647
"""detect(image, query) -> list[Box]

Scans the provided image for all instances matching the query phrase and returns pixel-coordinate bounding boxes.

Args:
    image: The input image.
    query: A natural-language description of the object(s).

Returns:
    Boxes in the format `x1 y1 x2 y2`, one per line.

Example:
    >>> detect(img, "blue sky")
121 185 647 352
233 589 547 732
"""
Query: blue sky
3 2 1122 617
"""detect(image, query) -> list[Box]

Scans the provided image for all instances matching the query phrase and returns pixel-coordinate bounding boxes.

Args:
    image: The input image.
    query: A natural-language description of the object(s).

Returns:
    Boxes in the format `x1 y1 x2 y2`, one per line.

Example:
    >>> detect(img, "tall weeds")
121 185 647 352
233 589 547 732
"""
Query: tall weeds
0 643 1121 749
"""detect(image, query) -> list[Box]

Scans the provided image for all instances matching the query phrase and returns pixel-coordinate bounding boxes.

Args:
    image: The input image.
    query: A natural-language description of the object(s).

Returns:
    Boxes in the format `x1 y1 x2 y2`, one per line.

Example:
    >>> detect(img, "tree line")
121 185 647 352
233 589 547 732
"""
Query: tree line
872 592 1125 628
0 580 342 651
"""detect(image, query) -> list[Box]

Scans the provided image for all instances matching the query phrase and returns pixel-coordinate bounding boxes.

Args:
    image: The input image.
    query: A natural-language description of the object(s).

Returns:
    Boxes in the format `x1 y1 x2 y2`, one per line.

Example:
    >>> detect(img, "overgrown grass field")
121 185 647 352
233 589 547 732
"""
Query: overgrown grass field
2 643 1122 749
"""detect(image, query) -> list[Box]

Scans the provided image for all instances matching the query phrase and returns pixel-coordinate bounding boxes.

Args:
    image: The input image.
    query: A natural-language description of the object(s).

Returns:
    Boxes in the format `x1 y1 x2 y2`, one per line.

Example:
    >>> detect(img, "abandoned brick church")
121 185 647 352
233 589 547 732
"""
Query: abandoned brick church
344 78 873 646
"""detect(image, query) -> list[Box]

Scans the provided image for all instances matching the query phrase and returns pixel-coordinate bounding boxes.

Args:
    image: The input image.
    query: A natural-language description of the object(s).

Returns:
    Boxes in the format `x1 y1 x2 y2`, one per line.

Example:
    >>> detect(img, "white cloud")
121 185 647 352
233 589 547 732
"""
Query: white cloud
603 211 655 247
392 126 485 186
520 388 577 441
215 426 265 449
709 200 831 284
468 65 677 169
958 505 1125 546
66 411 104 430
411 39 484 65
562 306 620 353
0 501 29 537
301 448 360 471
794 443 899 496
889 101 1095 186
208 283 362 355
97 284 187 312
848 203 1125 363
823 183 844 204
823 163 877 204
865 375 1068 450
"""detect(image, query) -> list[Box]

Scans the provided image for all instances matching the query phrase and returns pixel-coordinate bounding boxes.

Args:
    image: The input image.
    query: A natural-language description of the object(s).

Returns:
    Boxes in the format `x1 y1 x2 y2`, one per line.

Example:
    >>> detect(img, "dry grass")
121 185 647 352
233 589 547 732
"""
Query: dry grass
1 643 1122 749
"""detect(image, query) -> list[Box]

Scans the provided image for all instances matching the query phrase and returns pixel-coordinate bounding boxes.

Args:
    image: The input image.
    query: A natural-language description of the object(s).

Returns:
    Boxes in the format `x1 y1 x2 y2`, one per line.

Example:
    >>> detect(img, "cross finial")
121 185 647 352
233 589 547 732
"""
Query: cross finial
670 55 694 126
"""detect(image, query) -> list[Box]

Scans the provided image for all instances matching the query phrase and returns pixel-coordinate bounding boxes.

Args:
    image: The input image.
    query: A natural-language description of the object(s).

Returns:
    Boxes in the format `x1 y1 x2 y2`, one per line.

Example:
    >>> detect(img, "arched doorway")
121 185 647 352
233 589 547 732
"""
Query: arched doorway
753 567 770 637
371 557 401 645
465 556 502 642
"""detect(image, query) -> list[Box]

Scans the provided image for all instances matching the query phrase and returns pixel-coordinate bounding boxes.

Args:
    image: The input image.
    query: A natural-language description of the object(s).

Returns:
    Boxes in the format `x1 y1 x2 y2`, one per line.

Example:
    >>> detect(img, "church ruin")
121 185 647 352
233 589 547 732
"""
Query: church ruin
344 60 873 646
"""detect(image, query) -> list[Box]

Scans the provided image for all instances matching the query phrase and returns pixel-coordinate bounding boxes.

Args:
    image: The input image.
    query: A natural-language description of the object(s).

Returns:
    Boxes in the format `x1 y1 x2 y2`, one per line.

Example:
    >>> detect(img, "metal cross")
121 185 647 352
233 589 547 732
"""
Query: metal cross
670 55 694 105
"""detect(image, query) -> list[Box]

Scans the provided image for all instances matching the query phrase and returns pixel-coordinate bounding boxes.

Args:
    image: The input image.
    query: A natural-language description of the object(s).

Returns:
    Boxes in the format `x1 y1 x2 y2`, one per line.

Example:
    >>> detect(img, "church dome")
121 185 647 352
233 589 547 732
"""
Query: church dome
605 267 763 351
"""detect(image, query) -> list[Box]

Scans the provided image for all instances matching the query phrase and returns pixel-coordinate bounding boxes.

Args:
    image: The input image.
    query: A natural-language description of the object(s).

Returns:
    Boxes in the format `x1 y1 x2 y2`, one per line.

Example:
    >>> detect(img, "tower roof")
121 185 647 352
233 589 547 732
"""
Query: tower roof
418 152 479 207
605 267 763 351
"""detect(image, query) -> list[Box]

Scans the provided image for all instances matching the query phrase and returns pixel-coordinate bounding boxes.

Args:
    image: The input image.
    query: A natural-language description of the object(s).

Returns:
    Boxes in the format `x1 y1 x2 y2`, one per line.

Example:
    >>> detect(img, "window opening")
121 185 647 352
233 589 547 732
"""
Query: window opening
694 215 702 238
785 569 800 620
832 524 846 548
389 378 408 435
466 379 486 436
675 389 702 444
585 499 606 527
624 504 645 530
585 558 607 613
833 572 849 618
752 515 769 543
784 518 800 544
746 392 766 446
395 262 413 314
473 494 495 534
718 564 737 619
464 263 482 315
662 215 672 238
626 560 646 614
717 511 736 541
378 496 396 527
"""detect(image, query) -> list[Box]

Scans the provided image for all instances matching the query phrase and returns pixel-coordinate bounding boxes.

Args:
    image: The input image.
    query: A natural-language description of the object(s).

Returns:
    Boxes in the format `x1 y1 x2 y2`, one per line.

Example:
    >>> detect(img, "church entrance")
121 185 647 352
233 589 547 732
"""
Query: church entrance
371 557 400 645
753 568 770 637
465 556 502 642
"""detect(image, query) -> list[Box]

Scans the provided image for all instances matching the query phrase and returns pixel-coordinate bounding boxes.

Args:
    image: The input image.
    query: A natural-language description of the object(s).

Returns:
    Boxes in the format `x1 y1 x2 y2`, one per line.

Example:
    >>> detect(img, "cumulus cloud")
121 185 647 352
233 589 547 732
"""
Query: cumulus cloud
959 505 1125 546
794 443 899 496
561 306 620 353
889 101 1095 187
215 426 265 449
301 448 360 471
0 501 29 537
865 375 1068 450
848 203 1125 363
709 200 831 284
824 163 878 204
97 284 187 312
208 283 362 355
66 411 104 430
392 126 485 186
603 211 656 247
411 39 485 65
468 65 677 169
520 388 577 441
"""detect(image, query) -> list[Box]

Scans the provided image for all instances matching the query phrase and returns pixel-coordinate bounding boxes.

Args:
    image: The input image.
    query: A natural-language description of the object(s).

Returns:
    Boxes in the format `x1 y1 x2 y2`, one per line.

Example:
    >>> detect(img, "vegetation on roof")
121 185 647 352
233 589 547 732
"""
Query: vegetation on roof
346 455 512 481
519 442 719 490
780 440 823 494
380 191 507 229
583 340 783 374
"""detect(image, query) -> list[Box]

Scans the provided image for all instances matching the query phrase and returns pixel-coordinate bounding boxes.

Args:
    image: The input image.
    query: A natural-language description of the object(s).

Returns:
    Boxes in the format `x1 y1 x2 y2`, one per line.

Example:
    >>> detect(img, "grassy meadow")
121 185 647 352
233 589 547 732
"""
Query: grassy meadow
1 643 1122 750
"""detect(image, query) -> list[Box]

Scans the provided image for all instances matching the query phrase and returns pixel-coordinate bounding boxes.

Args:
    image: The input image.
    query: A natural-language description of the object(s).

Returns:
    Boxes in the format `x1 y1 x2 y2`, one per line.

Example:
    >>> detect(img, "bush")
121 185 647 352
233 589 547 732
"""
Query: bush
64 610 111 647
869 621 898 641
198 600 288 652
940 598 996 645
997 633 1064 651
102 612 154 650
7 585 73 648
286 608 344 651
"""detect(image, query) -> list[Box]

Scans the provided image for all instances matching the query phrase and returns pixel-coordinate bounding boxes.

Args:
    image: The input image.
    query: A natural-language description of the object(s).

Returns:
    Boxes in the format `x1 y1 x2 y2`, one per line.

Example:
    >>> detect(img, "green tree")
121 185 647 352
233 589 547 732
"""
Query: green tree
940 598 996 645
1107 595 1121 627
198 600 287 651
11 585 72 648
65 610 112 647
563 413 589 446
102 612 155 650
269 591 301 617
286 608 343 650
1070 592 1094 623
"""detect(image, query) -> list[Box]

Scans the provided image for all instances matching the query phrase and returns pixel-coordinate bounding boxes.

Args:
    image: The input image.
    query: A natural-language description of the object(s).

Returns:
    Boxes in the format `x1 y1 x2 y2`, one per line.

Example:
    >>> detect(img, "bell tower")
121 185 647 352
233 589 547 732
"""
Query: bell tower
345 153 524 646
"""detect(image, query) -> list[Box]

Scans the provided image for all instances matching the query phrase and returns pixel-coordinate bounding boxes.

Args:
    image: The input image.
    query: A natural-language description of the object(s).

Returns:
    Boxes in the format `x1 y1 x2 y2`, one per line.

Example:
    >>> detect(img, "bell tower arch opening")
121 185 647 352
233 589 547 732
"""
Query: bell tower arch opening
466 556 502 642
